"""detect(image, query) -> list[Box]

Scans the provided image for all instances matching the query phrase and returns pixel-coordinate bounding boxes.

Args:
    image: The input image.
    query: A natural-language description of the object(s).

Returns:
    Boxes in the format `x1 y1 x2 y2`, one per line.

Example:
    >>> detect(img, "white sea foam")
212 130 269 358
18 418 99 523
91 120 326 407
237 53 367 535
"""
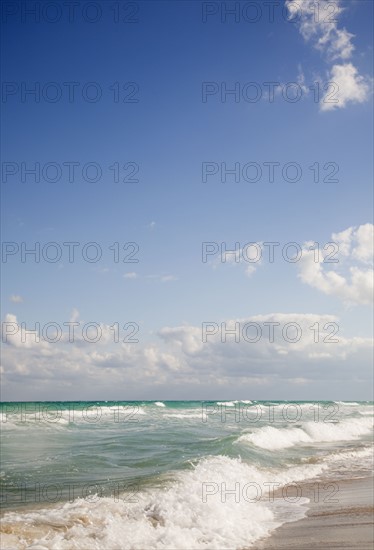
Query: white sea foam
0 456 314 550
238 426 311 450
304 417 372 441
215 400 252 407
0 405 148 430
237 417 373 451
333 401 362 406
1 403 372 549
321 445 374 472
163 413 203 419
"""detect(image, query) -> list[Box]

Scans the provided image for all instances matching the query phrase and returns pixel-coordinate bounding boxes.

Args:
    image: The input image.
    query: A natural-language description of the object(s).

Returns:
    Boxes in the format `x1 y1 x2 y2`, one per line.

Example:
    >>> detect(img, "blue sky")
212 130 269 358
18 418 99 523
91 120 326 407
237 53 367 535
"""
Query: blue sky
1 0 373 400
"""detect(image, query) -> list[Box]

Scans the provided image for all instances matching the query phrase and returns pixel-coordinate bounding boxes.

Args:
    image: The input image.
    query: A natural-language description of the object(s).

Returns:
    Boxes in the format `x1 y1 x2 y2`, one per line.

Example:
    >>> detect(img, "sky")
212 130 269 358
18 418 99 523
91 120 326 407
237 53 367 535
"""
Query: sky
1 0 373 401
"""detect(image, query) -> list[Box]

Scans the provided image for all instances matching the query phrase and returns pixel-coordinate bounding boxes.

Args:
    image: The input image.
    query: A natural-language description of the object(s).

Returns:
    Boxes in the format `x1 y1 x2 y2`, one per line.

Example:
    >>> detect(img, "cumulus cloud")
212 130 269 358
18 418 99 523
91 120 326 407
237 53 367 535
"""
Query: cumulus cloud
286 0 371 110
1 314 50 350
2 311 371 400
158 325 204 355
160 314 349 359
321 63 371 111
297 224 373 305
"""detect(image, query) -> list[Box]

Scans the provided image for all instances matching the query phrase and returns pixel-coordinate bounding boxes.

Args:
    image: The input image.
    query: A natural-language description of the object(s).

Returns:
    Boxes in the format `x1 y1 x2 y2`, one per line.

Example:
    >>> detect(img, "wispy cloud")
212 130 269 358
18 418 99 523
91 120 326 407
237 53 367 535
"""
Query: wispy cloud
70 308 80 323
209 243 262 277
160 275 178 283
9 295 23 303
286 0 354 60
124 272 138 279
145 274 178 283
286 0 371 110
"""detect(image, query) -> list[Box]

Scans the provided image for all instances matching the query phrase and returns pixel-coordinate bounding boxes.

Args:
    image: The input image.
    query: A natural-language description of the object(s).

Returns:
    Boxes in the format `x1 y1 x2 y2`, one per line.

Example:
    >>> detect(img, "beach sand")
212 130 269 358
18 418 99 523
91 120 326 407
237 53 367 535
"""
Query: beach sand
254 476 374 549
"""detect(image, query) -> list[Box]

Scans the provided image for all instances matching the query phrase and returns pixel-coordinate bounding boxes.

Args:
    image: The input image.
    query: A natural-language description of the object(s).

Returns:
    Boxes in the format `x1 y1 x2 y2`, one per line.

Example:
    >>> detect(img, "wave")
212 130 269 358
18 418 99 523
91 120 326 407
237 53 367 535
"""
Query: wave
216 400 252 407
333 401 362 406
237 417 373 451
321 445 374 470
0 404 148 430
0 455 317 550
163 413 203 419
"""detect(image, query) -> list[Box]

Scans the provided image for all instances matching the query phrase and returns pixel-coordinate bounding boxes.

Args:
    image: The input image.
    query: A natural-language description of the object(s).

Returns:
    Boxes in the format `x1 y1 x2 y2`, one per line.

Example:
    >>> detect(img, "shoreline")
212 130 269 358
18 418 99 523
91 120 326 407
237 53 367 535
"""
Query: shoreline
0 475 373 549
253 475 374 549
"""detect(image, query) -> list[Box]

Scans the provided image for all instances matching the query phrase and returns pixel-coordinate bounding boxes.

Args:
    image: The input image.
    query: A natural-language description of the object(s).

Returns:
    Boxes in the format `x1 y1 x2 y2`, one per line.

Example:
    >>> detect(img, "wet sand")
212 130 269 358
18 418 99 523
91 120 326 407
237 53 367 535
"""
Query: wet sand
254 476 374 549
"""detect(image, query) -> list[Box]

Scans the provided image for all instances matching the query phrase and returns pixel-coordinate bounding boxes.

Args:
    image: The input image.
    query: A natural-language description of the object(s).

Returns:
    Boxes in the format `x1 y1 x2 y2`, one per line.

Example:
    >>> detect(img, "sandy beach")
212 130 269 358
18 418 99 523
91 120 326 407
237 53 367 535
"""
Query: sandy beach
255 476 374 549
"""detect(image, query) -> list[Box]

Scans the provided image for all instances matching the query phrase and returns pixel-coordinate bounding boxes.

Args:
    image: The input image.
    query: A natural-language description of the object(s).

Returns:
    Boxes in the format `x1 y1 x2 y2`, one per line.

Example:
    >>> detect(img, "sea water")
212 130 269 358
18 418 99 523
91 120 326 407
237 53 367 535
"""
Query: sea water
0 400 373 549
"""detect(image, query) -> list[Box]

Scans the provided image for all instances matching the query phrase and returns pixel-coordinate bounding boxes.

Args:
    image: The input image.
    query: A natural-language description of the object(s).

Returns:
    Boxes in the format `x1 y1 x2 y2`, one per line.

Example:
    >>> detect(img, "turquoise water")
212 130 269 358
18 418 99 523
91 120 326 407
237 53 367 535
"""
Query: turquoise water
1 400 373 549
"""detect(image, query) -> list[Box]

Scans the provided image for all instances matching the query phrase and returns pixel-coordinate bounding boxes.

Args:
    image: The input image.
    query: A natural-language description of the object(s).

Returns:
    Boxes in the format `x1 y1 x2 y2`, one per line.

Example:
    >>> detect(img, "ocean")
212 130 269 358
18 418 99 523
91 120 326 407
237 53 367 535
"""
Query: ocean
0 400 373 549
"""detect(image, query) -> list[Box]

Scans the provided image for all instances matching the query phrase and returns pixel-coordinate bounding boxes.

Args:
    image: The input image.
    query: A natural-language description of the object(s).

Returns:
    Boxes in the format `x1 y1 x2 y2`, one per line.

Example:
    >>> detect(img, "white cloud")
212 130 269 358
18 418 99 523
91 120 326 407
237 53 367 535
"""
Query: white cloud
330 226 354 256
321 63 371 111
332 223 373 264
160 275 177 283
326 27 355 60
10 295 23 303
296 65 310 95
245 265 256 277
1 314 49 350
297 224 373 305
1 312 372 400
209 243 262 277
159 313 370 366
145 274 178 283
70 308 80 322
286 0 353 60
156 315 372 390
286 0 371 111
124 272 138 279
351 224 374 264
123 273 176 282
159 325 204 355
